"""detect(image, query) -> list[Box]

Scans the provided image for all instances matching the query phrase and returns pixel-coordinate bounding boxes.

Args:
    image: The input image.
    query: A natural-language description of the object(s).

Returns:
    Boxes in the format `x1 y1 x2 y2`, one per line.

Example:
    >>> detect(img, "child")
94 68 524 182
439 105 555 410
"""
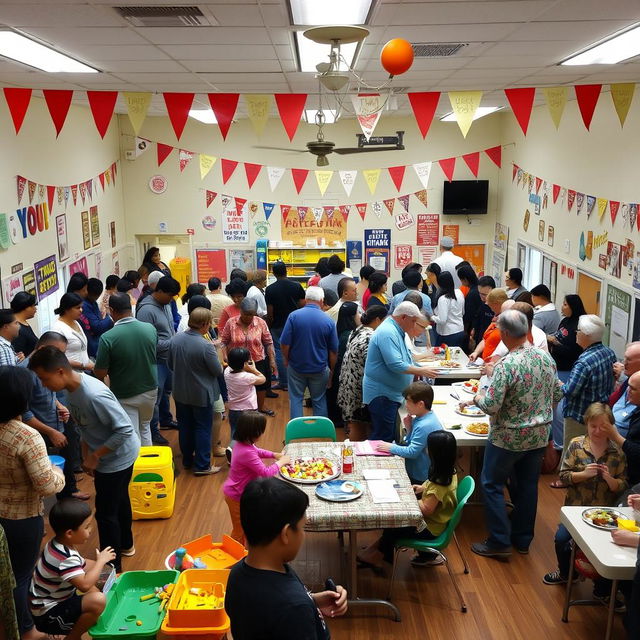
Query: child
226 477 347 639
543 403 627 602
377 381 443 484
224 347 266 455
29 499 116 640
222 412 290 544
360 430 458 568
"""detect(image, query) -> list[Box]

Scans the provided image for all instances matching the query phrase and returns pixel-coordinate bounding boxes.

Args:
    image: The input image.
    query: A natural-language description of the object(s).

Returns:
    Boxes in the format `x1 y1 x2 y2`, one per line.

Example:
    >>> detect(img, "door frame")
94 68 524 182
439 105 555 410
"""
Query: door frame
576 268 604 316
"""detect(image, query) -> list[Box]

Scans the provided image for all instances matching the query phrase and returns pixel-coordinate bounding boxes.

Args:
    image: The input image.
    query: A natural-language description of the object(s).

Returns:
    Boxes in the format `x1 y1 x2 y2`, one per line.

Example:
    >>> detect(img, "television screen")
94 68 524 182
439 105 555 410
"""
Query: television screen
442 180 489 215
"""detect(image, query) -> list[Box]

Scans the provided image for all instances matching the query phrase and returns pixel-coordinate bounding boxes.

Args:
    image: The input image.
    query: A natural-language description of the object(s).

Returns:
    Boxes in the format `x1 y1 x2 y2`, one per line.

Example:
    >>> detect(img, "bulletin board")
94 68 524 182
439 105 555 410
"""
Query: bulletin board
604 284 631 357
456 244 486 277
195 249 227 284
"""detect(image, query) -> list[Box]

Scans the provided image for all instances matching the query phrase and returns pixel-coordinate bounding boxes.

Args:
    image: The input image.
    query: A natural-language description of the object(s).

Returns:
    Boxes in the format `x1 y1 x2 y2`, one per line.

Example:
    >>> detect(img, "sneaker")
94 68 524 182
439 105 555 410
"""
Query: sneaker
152 434 170 446
193 466 221 476
543 570 571 585
471 541 512 558
121 546 136 557
593 593 626 613
212 445 227 457
411 553 444 567
225 447 232 464
265 390 279 398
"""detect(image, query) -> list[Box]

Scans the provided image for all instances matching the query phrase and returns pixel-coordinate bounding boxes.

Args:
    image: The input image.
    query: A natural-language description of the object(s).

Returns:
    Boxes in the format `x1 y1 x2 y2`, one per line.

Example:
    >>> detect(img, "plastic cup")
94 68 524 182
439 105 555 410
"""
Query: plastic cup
49 455 65 471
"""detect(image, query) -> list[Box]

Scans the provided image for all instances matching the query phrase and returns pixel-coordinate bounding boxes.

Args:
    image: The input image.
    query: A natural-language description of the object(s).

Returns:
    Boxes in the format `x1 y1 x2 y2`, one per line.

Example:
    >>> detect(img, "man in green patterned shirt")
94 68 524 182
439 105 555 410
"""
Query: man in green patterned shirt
461 309 563 558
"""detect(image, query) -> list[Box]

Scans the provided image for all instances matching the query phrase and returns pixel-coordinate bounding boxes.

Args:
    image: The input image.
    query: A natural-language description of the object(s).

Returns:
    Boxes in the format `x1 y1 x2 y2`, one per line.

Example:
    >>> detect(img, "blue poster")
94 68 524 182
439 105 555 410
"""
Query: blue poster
346 240 362 265
364 228 391 275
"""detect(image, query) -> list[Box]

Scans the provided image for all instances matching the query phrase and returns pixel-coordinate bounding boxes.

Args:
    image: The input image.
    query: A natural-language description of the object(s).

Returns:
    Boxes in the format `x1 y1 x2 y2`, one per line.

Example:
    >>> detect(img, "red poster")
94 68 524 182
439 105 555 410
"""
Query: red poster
195 249 227 284
442 224 459 245
416 213 440 246
394 245 413 270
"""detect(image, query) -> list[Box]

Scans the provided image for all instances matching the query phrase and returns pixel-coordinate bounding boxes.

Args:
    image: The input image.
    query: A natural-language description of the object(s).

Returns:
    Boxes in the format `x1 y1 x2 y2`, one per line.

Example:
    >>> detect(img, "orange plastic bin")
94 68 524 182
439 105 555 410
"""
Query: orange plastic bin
165 535 246 571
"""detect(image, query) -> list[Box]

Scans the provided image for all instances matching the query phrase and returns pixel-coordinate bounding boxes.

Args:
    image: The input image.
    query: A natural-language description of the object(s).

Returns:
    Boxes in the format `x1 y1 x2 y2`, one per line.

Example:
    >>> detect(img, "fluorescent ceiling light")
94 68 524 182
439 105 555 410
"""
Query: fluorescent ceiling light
189 108 217 124
290 0 373 25
561 23 640 65
295 31 357 72
305 109 338 124
440 106 503 122
0 31 98 73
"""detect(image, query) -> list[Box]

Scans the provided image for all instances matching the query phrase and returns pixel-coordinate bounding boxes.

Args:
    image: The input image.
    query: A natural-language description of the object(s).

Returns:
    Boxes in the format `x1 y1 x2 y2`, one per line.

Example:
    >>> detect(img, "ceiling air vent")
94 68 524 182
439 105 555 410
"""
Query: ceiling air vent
114 6 216 27
412 43 468 57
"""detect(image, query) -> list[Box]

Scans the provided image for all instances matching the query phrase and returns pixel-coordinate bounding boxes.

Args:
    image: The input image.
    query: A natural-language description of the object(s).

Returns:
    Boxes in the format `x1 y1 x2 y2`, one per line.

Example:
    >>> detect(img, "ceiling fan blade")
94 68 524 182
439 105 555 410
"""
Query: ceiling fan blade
252 145 307 153
333 146 403 155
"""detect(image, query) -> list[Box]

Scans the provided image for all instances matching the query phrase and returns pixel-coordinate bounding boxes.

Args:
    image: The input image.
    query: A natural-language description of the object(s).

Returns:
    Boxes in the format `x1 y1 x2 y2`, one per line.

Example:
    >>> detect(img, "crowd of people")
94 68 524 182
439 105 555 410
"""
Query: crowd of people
1 237 640 639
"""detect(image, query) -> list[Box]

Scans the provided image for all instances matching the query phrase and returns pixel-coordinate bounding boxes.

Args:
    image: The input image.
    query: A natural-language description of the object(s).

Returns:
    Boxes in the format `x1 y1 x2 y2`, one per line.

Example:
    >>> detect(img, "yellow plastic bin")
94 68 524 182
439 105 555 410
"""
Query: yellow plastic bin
129 446 176 520
169 257 191 297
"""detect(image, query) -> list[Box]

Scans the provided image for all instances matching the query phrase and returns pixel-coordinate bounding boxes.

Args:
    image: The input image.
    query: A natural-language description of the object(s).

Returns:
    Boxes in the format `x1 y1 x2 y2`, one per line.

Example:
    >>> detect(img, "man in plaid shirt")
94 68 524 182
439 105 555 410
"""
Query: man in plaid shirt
0 309 20 366
562 314 616 456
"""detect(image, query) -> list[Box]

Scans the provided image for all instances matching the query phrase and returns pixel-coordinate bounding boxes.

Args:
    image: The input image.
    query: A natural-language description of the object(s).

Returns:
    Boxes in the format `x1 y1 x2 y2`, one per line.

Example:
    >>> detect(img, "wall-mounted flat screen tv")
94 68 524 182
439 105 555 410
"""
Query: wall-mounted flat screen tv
442 180 489 215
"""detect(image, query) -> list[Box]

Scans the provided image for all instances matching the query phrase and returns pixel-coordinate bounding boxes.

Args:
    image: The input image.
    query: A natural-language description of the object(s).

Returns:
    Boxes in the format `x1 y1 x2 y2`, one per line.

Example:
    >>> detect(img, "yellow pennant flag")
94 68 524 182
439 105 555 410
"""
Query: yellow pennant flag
597 197 608 220
199 154 217 180
315 170 333 196
362 169 381 195
542 87 567 129
245 94 271 137
447 91 483 138
123 92 152 135
610 83 635 127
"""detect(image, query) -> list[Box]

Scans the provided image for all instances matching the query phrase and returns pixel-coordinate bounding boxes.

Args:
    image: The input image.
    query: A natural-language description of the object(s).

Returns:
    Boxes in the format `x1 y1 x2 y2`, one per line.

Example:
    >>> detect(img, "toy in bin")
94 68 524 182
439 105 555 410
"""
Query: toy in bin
165 535 246 572
128 446 176 520
167 548 206 571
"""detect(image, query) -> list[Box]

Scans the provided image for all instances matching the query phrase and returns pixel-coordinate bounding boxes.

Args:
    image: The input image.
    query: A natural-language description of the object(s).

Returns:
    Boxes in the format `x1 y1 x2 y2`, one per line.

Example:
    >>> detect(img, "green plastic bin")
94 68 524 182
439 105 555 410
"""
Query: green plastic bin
89 570 179 640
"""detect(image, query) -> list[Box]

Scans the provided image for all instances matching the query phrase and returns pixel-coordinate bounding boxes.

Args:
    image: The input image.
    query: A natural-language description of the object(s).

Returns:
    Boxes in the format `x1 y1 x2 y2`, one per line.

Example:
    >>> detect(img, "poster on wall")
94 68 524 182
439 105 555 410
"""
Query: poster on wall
442 224 459 245
417 247 437 266
81 211 91 250
110 221 116 248
394 211 414 231
604 284 631 357
456 244 486 277
2 274 21 304
56 215 69 262
228 249 255 273
222 203 249 244
22 270 36 297
542 256 558 302
90 206 100 247
364 229 391 274
416 213 439 246
607 242 622 278
95 252 102 280
633 252 640 291
196 249 227 283
112 252 120 276
34 254 59 301
281 208 346 244
394 244 413 270
346 240 362 272
68 257 88 277
494 222 508 251
492 251 505 286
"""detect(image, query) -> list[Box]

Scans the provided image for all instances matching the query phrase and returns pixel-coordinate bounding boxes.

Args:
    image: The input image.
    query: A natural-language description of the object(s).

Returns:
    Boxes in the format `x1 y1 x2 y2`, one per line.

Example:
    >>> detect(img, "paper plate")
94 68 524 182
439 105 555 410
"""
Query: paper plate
455 407 486 418
453 381 476 395
315 480 363 502
463 423 489 437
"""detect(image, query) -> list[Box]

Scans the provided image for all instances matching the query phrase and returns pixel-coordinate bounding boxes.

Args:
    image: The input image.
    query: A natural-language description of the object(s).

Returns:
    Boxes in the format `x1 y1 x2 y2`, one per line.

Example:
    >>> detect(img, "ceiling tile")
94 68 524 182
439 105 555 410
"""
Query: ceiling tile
160 44 277 60
380 23 522 42
506 20 634 41
184 59 283 72
198 72 286 83
209 4 288 27
102 60 188 73
138 26 273 45
26 27 147 46
66 45 172 62
0 3 123 27
535 0 640 21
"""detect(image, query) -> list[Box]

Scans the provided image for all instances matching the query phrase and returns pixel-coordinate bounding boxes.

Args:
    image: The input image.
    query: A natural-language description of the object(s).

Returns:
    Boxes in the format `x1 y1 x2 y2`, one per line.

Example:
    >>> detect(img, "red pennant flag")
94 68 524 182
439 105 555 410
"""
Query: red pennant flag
206 190 217 208
280 205 291 219
323 206 335 219
71 184 78 206
567 189 576 211
387 165 406 192
504 87 536 135
43 90 73 136
47 185 56 213
274 94 307 141
485 146 502 168
157 143 173 167
291 168 309 194
439 157 456 182
574 85 602 130
3 88 32 134
98 172 106 191
407 92 440 138
235 197 247 215
28 181 36 204
208 93 239 140
356 203 367 221
462 152 480 178
610 200 620 224
162 93 194 140
535 177 543 194
16 176 26 204
339 205 351 221
383 198 395 215
552 184 561 204
87 91 118 139
221 159 239 184
512 164 519 182
244 162 262 188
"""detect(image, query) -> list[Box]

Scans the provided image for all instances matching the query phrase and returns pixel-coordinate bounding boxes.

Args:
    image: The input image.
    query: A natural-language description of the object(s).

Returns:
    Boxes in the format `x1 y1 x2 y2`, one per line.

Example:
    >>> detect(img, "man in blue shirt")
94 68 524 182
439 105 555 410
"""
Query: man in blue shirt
388 269 433 316
363 301 438 442
280 287 338 419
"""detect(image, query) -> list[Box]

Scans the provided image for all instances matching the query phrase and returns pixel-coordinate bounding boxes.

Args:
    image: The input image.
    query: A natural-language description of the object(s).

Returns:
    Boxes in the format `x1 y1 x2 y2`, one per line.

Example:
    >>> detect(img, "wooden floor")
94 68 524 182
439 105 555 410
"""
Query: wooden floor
59 392 628 640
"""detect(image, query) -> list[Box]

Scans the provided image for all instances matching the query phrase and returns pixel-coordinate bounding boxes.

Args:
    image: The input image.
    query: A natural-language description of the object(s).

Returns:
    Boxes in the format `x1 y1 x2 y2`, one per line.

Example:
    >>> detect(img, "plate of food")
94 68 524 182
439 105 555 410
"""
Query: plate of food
280 457 339 484
455 405 486 418
437 360 461 369
463 422 489 436
582 508 626 530
453 379 480 394
315 480 363 502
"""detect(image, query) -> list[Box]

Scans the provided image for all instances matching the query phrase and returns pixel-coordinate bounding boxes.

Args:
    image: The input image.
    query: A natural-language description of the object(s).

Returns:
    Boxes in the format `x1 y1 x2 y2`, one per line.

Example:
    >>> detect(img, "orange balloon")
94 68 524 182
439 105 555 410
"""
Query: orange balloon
380 38 414 76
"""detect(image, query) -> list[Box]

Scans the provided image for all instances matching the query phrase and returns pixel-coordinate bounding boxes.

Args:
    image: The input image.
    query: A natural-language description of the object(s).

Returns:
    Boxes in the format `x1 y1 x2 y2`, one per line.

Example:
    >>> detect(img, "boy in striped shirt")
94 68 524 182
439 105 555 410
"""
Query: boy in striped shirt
29 499 115 639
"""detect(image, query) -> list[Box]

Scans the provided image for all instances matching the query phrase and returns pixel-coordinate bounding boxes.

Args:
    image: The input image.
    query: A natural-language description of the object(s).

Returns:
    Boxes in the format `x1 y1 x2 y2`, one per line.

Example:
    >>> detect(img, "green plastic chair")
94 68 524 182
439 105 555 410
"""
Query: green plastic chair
387 475 475 613
284 416 337 444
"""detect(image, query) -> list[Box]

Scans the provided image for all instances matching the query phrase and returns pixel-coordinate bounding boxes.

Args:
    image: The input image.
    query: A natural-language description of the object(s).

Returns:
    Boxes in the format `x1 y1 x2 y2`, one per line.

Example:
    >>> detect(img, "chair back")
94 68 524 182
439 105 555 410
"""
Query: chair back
437 475 475 547
285 416 337 444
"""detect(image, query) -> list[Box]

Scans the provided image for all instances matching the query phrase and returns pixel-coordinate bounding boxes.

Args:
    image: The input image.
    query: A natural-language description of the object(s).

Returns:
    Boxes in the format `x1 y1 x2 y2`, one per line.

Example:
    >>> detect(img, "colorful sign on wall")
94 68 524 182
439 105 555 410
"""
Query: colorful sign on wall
364 228 391 275
222 203 249 244
416 213 439 246
34 254 59 301
195 249 227 284
281 208 347 244
394 244 413 269
68 257 88 277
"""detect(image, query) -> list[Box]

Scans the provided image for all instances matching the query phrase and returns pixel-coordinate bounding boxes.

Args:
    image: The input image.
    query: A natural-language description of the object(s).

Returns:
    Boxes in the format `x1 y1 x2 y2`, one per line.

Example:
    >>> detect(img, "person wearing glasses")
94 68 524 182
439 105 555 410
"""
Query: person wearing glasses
503 268 528 301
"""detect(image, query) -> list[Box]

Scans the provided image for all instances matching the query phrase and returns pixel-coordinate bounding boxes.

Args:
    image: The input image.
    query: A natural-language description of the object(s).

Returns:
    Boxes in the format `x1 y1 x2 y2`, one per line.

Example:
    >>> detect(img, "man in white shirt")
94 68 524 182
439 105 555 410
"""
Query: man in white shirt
432 236 463 287
326 277 361 322
530 284 561 334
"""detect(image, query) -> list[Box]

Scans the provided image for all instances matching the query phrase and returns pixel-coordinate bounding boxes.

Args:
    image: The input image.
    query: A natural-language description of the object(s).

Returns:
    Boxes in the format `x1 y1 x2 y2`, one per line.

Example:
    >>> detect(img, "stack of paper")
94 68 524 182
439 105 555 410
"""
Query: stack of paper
354 440 392 456
362 469 391 480
368 479 401 504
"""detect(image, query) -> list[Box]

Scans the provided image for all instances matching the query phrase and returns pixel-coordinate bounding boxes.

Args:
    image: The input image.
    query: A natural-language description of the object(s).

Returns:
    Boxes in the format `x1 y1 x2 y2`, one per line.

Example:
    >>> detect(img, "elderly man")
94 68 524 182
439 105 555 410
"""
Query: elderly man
280 286 338 419
609 342 640 436
462 310 563 557
433 236 463 287
562 314 616 457
363 301 437 442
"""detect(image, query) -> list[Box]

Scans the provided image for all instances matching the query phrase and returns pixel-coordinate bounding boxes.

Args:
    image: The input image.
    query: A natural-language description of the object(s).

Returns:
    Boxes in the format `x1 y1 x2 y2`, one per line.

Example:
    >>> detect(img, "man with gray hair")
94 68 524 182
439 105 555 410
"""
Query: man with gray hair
433 236 463 287
363 301 438 442
562 314 616 458
461 309 563 557
280 286 339 419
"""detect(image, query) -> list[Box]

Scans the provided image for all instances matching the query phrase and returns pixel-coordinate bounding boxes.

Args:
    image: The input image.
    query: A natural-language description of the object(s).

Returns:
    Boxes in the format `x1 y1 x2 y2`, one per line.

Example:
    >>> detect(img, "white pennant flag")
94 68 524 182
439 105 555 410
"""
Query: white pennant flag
267 166 285 192
351 93 383 141
134 137 150 158
312 207 324 223
339 170 357 197
413 161 432 189
372 201 383 219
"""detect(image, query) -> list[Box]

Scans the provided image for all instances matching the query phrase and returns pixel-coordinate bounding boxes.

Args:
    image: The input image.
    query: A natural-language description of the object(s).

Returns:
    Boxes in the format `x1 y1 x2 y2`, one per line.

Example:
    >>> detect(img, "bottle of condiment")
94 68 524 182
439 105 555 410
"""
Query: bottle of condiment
342 439 353 474
444 345 451 361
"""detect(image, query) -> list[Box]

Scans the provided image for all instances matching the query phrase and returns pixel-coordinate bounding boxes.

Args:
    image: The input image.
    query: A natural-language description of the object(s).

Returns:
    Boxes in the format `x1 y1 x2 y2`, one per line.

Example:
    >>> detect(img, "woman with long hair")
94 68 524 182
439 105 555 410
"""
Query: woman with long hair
431 271 465 347
142 246 171 276
52 293 93 371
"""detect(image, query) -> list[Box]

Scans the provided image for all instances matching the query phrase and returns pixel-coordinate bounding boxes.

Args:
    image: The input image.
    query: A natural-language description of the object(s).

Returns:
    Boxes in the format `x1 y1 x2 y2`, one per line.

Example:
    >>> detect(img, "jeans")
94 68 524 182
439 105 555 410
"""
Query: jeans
159 370 174 424
551 370 571 449
151 362 171 438
0 515 44 633
434 330 466 348
44 423 78 498
175 401 213 471
228 409 243 445
94 465 134 572
481 441 545 549
287 367 329 419
271 327 287 387
368 395 401 443
120 389 158 447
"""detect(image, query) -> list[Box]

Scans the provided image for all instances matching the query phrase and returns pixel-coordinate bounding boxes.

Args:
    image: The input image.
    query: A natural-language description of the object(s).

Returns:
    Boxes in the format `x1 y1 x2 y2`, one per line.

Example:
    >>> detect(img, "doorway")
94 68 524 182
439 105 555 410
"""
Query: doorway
577 271 602 315
136 235 192 268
